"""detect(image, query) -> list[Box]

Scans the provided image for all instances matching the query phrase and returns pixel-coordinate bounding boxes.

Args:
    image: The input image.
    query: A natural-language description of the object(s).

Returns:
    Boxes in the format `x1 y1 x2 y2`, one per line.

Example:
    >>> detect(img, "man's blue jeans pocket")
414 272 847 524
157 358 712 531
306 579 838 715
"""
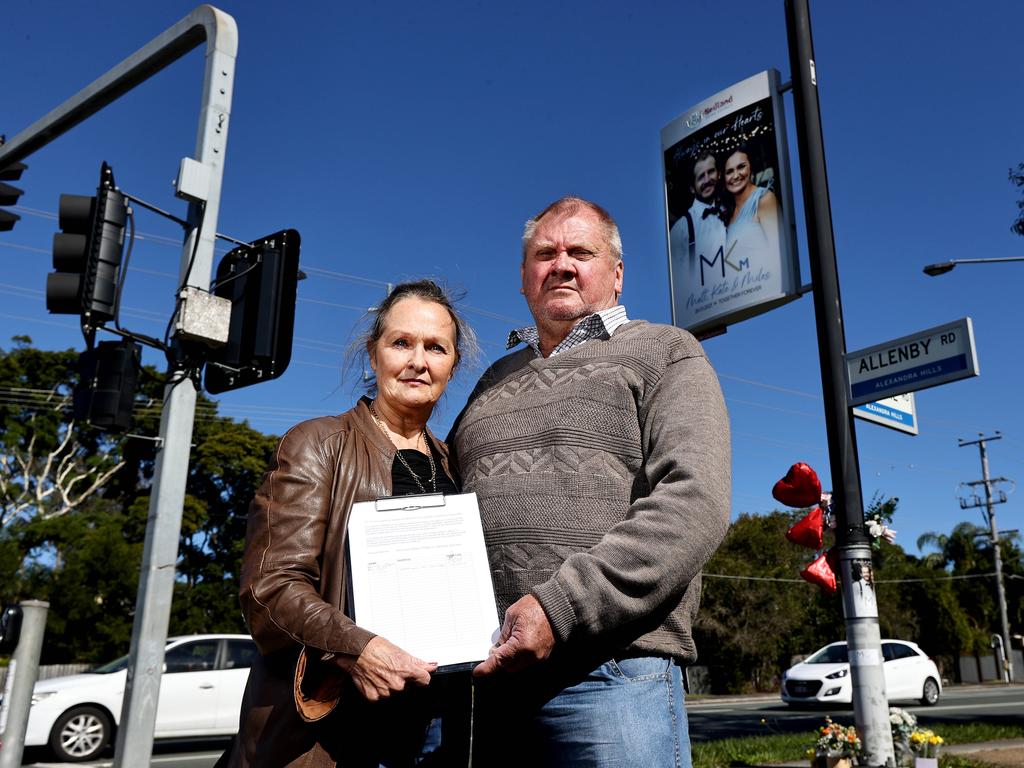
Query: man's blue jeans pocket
532 656 691 768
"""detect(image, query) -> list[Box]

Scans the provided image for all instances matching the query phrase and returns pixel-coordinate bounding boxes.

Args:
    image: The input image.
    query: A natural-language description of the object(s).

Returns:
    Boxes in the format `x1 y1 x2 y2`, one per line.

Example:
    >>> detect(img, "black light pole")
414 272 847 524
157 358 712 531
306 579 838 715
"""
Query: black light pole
784 1 894 764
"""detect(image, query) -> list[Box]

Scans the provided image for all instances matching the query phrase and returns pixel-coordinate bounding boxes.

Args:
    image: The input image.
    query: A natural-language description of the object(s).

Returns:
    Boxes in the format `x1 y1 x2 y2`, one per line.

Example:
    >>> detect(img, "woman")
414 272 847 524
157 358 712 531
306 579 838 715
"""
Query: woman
722 143 781 267
226 279 476 767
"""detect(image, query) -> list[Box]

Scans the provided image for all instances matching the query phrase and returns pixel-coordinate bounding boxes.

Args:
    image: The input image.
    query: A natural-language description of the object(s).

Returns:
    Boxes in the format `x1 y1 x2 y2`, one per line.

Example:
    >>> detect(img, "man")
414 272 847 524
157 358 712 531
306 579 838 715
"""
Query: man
669 151 727 279
450 196 731 767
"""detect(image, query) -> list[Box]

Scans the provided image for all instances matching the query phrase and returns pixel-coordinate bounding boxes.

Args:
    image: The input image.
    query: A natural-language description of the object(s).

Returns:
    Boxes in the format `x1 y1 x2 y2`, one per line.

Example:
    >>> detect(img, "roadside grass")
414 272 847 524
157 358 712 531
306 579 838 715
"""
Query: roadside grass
693 723 1024 768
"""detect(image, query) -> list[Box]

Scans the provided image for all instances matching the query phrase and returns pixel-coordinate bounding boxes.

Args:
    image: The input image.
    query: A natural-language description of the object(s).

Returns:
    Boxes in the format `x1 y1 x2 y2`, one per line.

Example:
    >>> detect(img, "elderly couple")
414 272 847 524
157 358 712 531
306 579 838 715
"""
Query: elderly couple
223 196 732 768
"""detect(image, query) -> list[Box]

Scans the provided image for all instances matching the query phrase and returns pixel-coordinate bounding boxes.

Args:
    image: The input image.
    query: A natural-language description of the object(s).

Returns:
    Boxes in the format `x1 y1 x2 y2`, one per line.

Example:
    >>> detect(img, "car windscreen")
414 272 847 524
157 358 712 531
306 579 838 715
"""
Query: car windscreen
91 654 130 673
805 645 849 664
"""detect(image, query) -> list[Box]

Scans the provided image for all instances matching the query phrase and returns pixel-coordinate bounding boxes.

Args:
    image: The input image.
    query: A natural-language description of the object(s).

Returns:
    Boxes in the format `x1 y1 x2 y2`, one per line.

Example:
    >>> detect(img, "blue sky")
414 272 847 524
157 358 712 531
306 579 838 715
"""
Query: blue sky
3 1 1022 559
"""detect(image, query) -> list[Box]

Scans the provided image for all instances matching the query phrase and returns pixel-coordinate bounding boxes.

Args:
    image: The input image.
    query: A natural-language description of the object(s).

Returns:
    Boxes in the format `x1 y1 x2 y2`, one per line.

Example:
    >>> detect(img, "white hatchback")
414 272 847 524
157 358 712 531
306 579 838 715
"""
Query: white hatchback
18 634 256 762
781 639 941 707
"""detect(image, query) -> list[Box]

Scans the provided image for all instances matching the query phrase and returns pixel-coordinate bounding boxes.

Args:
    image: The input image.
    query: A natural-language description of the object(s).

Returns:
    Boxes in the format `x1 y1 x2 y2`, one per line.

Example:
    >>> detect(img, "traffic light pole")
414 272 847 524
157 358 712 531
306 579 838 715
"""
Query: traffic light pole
0 6 237 764
784 1 894 764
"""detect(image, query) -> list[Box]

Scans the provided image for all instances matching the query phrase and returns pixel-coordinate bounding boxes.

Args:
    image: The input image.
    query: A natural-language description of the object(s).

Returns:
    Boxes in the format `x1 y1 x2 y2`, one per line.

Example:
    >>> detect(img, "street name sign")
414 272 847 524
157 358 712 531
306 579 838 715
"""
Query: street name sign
845 318 978 407
853 393 918 435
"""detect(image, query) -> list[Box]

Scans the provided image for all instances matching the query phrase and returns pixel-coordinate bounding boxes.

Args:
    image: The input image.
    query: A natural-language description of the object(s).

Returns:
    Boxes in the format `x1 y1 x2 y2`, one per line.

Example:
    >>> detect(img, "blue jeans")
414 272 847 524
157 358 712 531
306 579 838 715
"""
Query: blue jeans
475 656 691 768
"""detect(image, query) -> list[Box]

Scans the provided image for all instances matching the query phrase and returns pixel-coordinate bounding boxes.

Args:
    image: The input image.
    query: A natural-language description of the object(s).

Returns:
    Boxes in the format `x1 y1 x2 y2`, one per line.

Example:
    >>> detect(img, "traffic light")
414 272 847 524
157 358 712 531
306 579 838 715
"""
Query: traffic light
46 162 128 326
204 229 300 394
74 340 141 432
0 605 23 654
0 161 26 232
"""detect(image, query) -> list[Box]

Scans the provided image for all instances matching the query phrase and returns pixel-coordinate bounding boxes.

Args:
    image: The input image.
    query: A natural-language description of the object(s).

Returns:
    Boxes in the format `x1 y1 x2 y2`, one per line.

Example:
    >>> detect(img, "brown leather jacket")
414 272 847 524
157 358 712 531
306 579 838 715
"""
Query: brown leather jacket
228 397 454 768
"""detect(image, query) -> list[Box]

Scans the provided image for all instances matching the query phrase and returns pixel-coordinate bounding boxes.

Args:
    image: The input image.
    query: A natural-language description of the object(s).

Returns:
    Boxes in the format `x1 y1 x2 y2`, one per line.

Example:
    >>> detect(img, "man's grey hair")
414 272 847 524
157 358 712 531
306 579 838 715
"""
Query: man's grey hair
521 196 623 262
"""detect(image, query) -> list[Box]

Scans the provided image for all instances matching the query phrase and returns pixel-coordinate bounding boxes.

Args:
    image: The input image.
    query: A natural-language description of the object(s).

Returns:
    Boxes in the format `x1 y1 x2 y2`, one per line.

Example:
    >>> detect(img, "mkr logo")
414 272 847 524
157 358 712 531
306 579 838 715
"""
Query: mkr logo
699 242 749 286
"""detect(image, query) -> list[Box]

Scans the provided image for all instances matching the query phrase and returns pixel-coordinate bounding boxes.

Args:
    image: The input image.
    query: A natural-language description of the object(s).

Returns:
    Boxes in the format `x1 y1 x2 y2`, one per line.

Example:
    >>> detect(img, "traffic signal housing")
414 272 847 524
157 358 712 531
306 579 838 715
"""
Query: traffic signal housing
46 162 128 326
204 229 300 394
0 161 26 232
0 605 23 654
74 340 141 432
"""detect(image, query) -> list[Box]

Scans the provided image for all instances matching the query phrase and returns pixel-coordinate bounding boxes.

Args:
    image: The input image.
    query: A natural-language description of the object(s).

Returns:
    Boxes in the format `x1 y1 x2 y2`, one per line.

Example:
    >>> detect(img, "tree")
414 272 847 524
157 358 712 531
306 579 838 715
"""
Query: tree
1 340 279 660
695 510 842 693
1010 163 1024 237
0 338 124 530
169 416 278 636
917 521 1024 666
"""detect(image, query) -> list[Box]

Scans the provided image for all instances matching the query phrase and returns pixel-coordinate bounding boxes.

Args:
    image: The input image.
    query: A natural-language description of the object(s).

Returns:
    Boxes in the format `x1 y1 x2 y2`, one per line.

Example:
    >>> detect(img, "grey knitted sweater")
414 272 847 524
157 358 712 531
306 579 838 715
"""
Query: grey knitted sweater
451 320 731 663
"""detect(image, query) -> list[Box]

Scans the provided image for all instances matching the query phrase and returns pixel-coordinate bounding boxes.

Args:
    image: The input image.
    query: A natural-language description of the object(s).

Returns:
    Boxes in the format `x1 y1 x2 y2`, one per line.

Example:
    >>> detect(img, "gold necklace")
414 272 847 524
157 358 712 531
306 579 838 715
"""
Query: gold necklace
369 401 437 494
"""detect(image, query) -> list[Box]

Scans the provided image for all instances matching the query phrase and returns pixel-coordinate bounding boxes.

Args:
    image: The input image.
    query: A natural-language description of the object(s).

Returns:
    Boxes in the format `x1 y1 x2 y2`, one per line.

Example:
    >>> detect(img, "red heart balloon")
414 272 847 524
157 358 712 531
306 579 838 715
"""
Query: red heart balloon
786 506 824 549
772 462 822 508
800 553 837 594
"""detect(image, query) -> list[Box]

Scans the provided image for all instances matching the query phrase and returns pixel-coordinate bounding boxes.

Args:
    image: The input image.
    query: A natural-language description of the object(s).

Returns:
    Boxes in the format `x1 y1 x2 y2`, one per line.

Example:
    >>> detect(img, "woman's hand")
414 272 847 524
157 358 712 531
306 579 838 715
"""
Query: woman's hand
332 636 437 702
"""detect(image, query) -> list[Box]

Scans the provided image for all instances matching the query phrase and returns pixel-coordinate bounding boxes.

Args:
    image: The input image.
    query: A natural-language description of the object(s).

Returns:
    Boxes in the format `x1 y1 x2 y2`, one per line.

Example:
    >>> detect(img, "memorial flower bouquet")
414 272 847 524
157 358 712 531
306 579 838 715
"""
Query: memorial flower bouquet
864 494 898 549
813 717 862 758
910 728 944 759
889 707 917 766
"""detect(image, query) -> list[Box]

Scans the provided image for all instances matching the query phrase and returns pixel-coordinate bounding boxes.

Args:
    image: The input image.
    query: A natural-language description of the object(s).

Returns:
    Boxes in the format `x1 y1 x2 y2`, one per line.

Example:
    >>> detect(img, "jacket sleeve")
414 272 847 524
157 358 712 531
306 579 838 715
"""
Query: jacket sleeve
239 422 375 659
531 349 732 643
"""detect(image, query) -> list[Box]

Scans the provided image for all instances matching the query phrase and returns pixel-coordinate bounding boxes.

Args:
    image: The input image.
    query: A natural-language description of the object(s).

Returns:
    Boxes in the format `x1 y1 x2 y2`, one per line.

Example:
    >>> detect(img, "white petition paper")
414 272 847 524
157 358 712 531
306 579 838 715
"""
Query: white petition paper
347 492 500 669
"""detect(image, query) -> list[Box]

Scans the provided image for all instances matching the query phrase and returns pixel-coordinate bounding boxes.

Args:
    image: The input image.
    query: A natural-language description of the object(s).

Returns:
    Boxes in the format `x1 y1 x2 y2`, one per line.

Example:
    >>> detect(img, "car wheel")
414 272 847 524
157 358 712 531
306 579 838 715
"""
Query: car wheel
920 677 940 706
49 705 112 762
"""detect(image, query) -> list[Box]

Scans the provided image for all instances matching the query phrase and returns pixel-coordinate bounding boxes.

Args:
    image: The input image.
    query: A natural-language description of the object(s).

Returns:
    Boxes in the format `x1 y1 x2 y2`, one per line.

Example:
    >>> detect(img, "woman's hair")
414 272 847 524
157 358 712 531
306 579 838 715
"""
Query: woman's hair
353 279 479 394
720 142 761 223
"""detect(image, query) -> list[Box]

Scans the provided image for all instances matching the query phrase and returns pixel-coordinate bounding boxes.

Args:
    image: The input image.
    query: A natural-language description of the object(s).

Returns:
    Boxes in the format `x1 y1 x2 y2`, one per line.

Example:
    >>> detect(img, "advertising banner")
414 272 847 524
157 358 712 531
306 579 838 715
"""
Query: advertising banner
662 70 800 334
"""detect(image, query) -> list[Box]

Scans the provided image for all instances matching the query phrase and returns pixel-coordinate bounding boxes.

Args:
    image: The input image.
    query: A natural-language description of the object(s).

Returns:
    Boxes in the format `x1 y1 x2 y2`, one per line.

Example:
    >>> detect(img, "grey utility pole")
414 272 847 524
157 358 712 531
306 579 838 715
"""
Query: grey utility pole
0 601 49 768
0 6 237 764
784 1 894 764
958 432 1015 683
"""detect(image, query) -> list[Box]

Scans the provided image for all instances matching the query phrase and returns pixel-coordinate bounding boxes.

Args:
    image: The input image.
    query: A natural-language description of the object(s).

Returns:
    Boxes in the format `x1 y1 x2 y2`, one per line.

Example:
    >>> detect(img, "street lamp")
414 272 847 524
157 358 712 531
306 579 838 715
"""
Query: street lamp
923 256 1024 276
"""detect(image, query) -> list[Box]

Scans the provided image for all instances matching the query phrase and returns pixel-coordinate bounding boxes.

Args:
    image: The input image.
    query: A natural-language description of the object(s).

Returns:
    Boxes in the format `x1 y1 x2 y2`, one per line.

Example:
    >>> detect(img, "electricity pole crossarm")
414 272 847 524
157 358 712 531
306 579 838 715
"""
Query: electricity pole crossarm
958 433 1015 684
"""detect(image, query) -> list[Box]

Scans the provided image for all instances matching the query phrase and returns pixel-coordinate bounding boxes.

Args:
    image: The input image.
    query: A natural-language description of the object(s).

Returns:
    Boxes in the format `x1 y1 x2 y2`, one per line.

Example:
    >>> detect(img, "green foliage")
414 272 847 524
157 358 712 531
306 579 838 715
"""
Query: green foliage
696 496 1019 693
1 340 279 661
916 521 1024 661
695 510 842 693
0 338 121 528
18 500 143 663
169 416 277 636
1010 162 1024 237
692 731 810 768
692 722 1024 768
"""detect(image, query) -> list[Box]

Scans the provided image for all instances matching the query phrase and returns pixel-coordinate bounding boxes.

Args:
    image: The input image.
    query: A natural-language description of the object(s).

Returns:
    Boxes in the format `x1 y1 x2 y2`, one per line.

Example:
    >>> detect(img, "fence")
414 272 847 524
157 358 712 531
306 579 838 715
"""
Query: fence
0 663 91 691
958 650 1024 683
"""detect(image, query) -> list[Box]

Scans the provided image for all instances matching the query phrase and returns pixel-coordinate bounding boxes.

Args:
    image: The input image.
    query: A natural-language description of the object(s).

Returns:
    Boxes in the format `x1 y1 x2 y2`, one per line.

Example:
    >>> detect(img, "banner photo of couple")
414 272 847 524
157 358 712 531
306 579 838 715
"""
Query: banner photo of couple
661 69 801 335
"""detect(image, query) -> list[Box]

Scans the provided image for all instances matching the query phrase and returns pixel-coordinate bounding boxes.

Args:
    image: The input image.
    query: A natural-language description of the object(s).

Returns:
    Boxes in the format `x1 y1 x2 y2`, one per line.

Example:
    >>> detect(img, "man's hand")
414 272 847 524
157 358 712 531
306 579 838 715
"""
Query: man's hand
332 636 437 702
473 594 555 677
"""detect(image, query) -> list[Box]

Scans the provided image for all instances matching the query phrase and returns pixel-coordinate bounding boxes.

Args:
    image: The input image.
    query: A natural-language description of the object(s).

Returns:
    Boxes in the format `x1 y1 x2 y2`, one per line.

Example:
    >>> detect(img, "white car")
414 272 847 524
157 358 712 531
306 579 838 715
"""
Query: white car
781 639 941 707
18 634 256 762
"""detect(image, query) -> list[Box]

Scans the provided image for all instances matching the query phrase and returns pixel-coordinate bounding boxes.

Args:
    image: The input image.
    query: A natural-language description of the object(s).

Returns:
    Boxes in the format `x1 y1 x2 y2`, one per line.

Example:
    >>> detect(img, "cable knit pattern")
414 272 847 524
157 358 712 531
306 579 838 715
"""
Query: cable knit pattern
452 320 731 663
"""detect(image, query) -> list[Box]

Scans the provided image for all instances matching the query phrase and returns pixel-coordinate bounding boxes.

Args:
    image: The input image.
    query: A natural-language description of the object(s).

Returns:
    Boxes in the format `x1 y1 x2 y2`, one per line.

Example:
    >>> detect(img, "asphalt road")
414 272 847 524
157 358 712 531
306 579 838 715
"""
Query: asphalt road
687 684 1024 741
19 685 1024 767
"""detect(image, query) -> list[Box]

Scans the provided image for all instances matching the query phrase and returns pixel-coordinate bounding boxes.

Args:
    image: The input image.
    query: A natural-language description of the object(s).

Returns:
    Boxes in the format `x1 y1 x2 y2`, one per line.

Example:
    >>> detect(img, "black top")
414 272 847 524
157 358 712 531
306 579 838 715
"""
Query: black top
390 439 458 496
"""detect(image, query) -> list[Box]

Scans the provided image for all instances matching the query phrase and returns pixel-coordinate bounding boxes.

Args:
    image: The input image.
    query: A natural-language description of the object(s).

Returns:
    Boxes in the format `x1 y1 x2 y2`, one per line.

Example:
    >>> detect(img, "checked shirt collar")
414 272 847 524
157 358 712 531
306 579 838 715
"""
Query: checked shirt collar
507 305 630 357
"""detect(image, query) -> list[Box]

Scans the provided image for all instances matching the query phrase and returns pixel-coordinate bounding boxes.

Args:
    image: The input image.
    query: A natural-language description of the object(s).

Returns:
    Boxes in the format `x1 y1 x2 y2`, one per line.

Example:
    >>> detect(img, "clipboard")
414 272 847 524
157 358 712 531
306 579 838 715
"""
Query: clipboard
346 491 500 672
